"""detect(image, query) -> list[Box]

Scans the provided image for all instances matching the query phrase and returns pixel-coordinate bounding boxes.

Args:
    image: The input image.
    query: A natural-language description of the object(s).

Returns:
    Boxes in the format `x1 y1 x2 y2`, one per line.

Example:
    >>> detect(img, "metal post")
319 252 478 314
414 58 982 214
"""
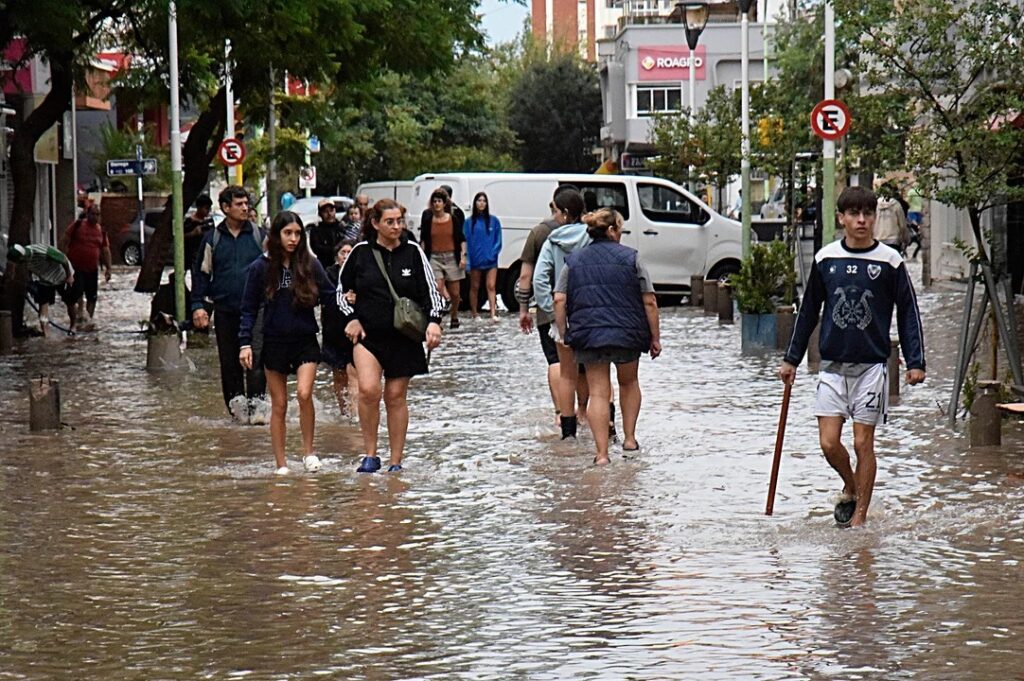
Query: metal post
224 40 241 187
267 66 277 215
70 85 78 213
304 135 312 198
136 124 144 259
689 45 696 191
740 3 752 260
970 381 1002 447
822 1 836 244
169 0 186 323
887 339 900 402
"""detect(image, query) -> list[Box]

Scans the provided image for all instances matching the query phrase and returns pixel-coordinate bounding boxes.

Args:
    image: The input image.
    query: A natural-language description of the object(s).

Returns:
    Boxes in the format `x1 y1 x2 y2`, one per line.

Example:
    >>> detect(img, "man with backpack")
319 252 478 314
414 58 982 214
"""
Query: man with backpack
874 188 910 255
191 185 268 422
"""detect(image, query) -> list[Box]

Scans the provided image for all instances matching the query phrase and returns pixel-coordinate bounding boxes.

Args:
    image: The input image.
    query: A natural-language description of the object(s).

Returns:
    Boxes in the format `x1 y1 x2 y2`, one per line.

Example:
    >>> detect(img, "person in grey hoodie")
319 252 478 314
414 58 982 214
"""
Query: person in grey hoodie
533 188 590 439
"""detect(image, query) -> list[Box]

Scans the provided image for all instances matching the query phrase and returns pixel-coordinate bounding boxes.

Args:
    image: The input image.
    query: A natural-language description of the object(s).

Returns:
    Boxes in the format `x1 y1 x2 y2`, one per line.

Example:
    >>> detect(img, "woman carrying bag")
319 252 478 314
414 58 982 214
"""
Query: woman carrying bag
337 199 444 473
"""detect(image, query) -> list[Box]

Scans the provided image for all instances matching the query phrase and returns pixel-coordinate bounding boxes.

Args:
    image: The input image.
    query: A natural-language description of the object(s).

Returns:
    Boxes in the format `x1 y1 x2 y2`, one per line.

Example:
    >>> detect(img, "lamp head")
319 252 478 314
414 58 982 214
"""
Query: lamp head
737 0 755 13
679 2 710 50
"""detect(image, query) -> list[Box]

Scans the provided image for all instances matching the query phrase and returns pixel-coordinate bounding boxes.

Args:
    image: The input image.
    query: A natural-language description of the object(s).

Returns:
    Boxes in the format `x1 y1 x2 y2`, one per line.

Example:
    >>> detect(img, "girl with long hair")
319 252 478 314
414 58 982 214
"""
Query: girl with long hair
239 211 336 475
465 191 503 321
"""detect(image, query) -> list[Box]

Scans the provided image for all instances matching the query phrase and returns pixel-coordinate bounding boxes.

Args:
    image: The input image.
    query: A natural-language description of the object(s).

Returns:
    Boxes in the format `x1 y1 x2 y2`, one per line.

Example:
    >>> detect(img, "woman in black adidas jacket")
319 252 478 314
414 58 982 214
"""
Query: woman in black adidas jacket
337 199 443 474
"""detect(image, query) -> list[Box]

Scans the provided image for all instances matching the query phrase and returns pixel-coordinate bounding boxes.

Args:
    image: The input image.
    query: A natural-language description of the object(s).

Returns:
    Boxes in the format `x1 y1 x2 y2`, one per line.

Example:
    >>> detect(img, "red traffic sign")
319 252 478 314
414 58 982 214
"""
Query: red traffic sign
810 99 851 141
218 137 246 166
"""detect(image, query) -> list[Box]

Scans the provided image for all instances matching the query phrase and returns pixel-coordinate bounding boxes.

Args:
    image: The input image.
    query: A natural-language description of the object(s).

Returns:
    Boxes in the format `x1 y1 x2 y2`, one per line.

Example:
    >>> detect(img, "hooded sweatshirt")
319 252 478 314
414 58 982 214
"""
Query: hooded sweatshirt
532 222 592 315
874 198 908 248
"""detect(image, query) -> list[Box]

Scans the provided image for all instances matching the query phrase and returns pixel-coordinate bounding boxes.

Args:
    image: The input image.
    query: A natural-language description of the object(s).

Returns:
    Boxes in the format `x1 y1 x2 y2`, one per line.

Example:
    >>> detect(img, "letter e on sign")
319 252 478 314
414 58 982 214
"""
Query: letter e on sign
218 137 247 167
810 99 851 141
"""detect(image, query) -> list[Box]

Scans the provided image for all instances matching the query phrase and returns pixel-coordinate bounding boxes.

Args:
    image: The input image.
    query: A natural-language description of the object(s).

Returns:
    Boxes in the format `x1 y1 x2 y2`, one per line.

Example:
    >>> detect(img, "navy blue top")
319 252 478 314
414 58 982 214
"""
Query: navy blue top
238 255 335 347
784 239 925 370
190 221 265 313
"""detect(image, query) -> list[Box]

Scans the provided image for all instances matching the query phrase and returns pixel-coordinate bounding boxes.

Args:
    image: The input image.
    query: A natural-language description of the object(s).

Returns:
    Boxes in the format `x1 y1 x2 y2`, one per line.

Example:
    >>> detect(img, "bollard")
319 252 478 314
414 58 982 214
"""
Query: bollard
703 278 718 316
0 310 13 355
970 380 1002 447
717 281 734 324
146 333 184 371
806 323 821 373
29 377 61 431
887 339 901 403
689 274 704 307
775 304 796 351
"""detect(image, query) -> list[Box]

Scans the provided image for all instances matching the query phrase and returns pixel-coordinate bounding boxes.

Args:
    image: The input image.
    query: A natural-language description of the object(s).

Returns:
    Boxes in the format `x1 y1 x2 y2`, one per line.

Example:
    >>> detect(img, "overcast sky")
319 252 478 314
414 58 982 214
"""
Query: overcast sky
478 0 530 46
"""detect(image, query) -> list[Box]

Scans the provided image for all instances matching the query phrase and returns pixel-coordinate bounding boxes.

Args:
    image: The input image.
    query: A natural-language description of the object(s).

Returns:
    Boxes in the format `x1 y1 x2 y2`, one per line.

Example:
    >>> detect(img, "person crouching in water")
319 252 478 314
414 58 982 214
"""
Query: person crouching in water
322 239 359 416
338 200 444 473
553 208 662 465
239 211 336 475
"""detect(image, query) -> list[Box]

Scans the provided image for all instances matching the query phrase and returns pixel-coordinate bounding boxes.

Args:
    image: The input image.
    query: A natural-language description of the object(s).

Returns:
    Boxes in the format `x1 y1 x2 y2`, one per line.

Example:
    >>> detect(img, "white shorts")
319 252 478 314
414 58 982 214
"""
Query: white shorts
813 363 888 425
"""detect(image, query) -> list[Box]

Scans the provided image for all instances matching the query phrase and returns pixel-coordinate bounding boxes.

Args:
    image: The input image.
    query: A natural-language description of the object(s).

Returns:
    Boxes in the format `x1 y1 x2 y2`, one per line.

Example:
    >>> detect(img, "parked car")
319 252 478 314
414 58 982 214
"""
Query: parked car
355 181 414 209
409 172 744 310
112 208 178 266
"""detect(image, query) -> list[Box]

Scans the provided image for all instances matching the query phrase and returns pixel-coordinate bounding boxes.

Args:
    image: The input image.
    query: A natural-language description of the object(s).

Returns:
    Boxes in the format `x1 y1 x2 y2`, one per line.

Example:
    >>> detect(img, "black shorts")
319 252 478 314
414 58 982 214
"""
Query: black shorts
321 335 354 370
29 281 62 307
355 327 428 379
261 335 321 375
66 270 99 305
537 322 559 366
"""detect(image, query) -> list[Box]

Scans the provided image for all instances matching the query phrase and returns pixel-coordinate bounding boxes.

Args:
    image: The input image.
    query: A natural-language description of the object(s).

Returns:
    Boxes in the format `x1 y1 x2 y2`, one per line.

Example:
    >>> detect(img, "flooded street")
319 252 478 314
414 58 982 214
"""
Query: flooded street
1 266 1023 679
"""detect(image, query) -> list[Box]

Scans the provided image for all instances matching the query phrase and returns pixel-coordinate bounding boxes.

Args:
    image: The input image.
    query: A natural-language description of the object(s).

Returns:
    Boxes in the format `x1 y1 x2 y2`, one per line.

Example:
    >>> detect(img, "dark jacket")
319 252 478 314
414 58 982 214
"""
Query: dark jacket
238 255 335 346
418 208 465 259
337 236 443 333
309 220 345 270
191 221 265 313
565 240 650 352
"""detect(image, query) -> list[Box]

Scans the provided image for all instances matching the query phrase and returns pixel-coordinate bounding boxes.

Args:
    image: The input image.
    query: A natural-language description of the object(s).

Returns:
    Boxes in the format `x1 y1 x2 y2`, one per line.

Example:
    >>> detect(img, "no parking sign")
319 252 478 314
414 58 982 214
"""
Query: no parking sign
810 99 851 141
217 137 246 166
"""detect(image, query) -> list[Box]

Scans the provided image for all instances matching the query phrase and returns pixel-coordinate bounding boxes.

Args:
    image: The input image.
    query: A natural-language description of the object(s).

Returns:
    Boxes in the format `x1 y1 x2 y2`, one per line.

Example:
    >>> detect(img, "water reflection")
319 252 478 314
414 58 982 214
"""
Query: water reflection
1 268 1023 678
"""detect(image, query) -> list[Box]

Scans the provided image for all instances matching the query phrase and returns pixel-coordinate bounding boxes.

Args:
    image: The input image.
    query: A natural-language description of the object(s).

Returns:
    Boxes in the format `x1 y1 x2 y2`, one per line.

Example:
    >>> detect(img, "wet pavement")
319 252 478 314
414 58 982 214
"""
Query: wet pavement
1 266 1023 679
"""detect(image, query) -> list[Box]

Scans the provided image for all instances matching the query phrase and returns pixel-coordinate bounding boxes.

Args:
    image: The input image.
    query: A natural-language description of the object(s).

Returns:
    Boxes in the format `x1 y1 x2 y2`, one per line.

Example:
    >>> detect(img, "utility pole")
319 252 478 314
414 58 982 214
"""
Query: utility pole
224 40 243 187
739 0 753 260
822 1 836 244
267 66 277 214
169 0 186 322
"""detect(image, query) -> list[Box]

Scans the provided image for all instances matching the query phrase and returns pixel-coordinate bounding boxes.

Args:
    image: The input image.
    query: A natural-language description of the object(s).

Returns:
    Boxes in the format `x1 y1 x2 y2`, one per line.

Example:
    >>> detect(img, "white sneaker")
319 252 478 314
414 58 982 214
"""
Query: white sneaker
275 466 290 476
303 454 322 472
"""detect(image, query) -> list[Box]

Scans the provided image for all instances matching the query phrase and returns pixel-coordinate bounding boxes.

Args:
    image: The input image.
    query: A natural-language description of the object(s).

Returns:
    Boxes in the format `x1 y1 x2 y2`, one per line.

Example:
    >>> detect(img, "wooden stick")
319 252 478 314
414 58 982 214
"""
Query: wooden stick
765 381 793 516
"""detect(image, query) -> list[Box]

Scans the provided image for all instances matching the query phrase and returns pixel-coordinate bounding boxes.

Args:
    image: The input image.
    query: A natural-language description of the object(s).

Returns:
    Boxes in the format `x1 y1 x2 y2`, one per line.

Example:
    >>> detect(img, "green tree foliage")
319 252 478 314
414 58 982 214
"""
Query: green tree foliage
508 54 602 172
647 86 742 204
730 240 796 314
837 0 1024 257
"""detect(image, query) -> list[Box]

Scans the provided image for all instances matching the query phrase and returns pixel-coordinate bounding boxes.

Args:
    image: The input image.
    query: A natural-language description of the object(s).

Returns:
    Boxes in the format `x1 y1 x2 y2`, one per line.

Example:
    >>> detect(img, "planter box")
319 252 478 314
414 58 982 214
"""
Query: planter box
741 312 777 354
146 334 184 371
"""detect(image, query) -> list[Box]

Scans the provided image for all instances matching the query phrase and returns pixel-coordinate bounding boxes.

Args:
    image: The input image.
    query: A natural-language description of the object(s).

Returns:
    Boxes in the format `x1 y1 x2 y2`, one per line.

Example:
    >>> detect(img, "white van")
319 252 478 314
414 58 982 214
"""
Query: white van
356 180 414 210
409 172 743 310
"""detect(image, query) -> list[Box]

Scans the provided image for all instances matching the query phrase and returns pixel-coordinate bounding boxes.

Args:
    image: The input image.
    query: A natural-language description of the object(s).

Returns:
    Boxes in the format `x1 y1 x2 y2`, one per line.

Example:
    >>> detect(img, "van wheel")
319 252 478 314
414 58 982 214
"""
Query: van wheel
500 262 522 313
656 294 684 307
122 242 142 266
707 260 740 282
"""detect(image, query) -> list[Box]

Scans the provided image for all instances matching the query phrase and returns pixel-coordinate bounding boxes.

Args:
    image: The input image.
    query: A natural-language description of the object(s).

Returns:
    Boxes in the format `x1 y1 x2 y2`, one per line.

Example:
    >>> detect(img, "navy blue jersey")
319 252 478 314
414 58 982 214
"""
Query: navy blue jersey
784 239 925 370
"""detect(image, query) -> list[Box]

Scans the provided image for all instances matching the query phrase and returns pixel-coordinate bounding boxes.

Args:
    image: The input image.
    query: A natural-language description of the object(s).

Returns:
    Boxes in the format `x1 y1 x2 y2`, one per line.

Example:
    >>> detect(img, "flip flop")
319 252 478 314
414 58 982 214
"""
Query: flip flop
833 496 856 527
622 443 640 452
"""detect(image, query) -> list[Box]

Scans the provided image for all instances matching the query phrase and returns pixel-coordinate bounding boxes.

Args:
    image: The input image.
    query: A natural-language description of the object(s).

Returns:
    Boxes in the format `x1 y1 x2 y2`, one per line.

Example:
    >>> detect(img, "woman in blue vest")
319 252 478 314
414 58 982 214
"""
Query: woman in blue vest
553 208 662 465
464 191 503 321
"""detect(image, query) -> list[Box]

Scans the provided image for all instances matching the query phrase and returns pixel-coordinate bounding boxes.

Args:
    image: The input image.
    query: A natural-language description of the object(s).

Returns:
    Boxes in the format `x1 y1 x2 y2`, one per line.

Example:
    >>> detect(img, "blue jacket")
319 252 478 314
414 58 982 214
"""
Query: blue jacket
533 222 591 315
191 221 265 313
784 239 925 370
565 240 650 352
465 215 502 270
238 255 335 347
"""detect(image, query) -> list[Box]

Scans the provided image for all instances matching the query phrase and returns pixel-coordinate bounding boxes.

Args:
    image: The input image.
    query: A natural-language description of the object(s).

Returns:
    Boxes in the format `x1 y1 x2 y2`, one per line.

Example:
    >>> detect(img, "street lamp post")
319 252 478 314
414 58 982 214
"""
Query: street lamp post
680 2 709 192
737 0 754 260
168 1 186 323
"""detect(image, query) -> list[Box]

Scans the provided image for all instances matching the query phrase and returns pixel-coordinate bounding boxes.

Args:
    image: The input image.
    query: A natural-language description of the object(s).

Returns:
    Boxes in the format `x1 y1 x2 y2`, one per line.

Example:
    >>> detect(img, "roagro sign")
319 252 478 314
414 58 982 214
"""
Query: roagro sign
637 46 706 81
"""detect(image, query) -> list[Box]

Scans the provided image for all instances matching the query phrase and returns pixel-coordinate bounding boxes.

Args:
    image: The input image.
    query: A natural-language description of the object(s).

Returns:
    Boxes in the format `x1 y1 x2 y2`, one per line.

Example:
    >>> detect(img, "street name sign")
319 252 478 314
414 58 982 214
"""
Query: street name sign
106 158 159 176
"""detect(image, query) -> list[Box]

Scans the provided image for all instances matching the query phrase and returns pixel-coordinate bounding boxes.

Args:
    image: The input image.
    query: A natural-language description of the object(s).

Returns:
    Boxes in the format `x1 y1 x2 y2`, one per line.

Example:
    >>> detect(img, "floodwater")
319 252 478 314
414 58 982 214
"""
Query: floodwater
1 266 1022 680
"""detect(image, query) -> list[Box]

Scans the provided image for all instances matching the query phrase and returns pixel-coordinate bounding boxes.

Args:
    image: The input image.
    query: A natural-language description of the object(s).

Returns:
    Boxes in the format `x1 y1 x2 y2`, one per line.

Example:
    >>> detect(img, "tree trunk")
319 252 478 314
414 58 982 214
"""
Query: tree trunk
1 55 73 332
135 88 227 293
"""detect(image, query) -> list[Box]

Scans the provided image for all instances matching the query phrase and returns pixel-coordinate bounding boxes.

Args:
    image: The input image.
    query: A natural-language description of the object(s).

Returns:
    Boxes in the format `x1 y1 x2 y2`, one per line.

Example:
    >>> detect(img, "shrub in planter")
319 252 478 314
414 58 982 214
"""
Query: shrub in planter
731 241 796 351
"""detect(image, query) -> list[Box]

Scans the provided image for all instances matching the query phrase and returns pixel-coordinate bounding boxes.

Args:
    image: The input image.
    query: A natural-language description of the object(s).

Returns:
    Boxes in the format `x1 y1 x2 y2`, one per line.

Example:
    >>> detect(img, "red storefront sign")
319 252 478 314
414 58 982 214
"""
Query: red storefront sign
637 45 706 82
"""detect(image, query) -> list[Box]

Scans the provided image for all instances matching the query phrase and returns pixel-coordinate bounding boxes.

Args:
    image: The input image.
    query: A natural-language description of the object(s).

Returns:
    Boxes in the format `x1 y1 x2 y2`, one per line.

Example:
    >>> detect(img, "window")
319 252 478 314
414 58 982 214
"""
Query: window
635 85 683 117
638 183 707 224
562 182 630 220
